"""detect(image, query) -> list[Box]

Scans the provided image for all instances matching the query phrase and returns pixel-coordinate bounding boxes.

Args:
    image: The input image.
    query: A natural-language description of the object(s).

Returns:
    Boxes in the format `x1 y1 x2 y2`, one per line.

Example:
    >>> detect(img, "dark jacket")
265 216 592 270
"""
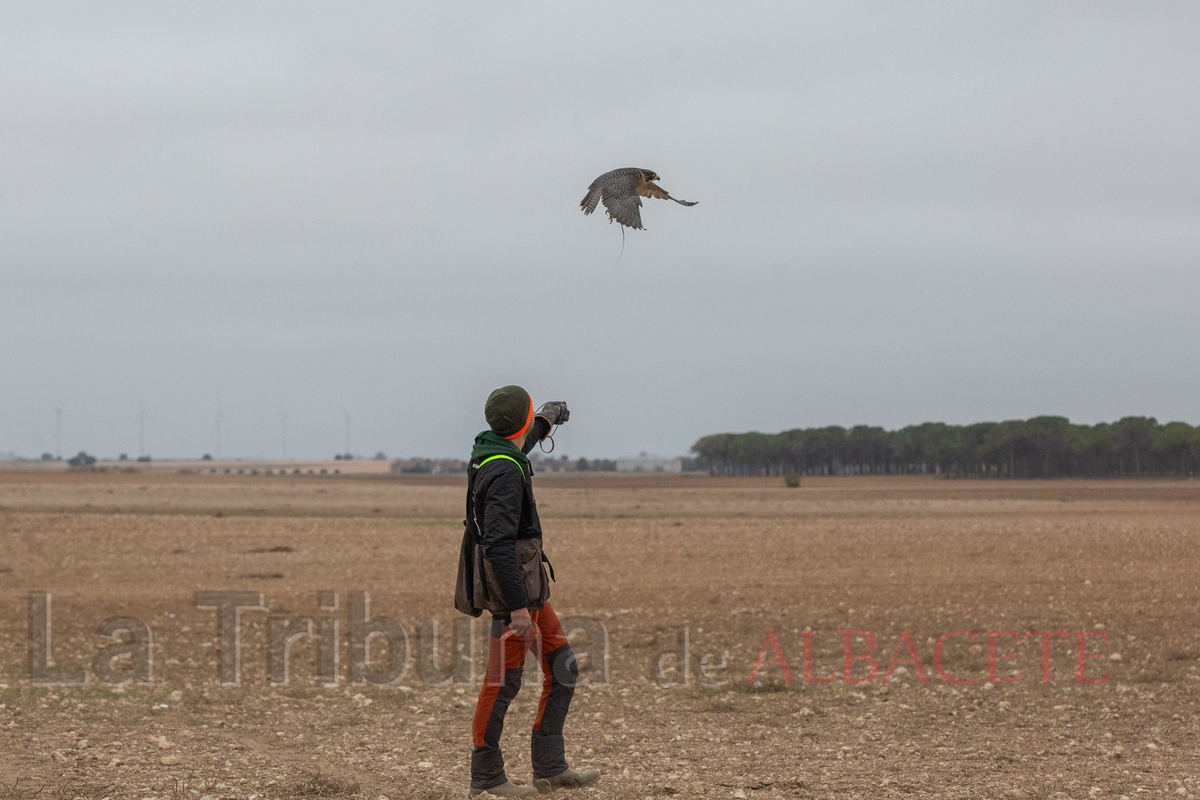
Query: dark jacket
455 420 552 617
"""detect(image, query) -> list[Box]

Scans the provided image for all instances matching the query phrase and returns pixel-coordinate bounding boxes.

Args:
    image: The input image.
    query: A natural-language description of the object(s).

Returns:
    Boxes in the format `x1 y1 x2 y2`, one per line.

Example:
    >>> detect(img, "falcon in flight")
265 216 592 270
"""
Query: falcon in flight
580 167 697 230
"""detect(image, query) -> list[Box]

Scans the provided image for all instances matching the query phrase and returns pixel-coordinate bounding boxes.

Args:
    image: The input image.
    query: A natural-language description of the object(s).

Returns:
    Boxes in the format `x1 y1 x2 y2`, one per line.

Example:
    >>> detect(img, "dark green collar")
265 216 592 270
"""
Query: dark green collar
471 430 531 474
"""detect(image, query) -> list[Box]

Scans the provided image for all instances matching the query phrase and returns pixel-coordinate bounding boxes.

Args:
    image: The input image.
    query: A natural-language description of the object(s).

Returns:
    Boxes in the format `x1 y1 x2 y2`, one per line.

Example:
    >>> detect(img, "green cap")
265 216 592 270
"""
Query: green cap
485 385 532 438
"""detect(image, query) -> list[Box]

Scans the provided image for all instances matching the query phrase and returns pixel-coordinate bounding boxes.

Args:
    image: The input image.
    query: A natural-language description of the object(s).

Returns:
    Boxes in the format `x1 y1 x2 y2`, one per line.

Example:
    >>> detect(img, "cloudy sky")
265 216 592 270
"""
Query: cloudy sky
2 3 1197 461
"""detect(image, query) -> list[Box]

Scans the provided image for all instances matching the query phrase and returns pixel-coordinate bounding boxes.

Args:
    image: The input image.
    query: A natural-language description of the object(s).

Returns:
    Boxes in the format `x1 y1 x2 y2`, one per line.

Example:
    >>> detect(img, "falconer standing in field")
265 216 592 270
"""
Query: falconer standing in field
455 385 601 797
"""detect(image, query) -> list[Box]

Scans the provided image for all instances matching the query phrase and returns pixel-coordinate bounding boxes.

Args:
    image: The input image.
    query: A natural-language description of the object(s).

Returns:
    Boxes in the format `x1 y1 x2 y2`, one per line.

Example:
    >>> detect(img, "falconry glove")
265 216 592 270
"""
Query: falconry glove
536 402 569 427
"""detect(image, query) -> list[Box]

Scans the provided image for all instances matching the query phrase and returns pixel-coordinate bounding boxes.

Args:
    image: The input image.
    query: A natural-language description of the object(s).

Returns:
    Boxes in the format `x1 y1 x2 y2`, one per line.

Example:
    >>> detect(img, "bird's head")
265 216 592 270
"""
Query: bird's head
642 169 660 181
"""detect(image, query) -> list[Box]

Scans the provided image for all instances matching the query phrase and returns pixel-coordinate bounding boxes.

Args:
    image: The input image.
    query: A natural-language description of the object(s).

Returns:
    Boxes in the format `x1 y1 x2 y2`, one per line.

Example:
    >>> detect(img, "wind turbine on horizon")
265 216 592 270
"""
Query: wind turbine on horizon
138 401 148 458
216 407 225 460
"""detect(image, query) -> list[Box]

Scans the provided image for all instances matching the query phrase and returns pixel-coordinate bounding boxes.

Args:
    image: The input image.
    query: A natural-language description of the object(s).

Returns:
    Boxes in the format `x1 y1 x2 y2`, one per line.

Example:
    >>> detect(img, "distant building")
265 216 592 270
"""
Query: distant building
390 458 467 475
615 455 683 474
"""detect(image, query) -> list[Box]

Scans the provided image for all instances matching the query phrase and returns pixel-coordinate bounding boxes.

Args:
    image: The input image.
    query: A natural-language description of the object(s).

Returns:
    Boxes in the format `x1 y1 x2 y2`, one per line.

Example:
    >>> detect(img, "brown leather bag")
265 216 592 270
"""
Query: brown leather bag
454 526 481 617
473 538 550 615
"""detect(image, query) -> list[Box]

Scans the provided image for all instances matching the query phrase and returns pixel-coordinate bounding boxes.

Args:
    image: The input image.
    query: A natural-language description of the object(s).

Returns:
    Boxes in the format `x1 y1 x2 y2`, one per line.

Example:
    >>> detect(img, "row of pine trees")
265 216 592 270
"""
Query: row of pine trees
690 416 1199 478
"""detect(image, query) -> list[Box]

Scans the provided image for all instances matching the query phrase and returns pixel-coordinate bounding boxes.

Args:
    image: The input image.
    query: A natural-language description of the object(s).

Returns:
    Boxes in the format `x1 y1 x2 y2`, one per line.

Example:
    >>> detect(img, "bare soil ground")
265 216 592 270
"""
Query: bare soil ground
0 472 1198 799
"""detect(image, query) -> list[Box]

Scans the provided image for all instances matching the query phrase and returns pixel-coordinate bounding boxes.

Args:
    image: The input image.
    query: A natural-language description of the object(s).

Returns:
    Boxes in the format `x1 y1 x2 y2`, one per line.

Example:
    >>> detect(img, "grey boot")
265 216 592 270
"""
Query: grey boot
469 780 540 797
536 767 601 792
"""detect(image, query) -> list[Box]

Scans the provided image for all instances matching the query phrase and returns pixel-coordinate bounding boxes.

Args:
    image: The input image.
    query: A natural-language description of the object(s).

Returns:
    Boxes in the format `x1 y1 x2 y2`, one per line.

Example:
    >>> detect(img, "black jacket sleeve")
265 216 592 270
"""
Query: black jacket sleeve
476 462 529 610
518 417 552 455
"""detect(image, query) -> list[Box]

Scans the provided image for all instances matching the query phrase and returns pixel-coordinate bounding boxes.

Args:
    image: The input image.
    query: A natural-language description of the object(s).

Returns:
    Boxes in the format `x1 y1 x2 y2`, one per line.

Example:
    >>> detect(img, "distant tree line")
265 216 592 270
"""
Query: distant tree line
691 417 1200 478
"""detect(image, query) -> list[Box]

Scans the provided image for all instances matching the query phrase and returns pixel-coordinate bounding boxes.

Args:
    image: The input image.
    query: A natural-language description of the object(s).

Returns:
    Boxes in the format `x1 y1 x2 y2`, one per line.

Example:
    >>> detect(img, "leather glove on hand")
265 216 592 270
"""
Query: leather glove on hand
535 401 569 427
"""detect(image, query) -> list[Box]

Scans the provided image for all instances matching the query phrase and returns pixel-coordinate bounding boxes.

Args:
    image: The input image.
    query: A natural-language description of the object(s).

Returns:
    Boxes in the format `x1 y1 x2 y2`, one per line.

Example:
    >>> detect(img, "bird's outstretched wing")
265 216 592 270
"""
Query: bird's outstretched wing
601 187 644 230
637 180 698 207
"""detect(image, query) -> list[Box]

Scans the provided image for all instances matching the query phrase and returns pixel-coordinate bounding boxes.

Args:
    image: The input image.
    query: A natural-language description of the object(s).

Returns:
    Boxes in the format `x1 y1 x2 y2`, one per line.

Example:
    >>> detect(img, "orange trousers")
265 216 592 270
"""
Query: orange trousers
470 602 577 790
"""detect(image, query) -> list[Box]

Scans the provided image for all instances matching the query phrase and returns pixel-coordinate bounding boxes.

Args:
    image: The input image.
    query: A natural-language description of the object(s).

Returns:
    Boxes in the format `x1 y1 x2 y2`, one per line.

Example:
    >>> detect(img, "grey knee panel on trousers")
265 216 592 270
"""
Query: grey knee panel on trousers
531 643 577 779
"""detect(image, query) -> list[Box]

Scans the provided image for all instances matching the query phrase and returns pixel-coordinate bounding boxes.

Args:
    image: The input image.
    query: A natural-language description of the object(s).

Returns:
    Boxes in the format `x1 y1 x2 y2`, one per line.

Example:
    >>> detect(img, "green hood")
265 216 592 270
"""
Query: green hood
471 430 531 475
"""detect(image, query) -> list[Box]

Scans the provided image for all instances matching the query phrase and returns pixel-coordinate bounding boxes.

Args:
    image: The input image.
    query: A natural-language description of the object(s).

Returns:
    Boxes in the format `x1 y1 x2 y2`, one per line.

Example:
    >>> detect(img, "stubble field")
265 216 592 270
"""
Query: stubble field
0 470 1198 800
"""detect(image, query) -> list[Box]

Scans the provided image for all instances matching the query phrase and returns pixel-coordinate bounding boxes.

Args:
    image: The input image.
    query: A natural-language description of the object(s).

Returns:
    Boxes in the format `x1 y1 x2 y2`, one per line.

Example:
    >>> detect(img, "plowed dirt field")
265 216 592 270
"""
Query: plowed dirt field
1 472 1197 799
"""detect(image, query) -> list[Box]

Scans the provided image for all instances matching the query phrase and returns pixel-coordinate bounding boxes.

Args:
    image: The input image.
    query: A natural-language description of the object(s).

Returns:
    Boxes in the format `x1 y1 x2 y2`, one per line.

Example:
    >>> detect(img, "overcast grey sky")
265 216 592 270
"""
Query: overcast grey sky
2 3 1197 461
